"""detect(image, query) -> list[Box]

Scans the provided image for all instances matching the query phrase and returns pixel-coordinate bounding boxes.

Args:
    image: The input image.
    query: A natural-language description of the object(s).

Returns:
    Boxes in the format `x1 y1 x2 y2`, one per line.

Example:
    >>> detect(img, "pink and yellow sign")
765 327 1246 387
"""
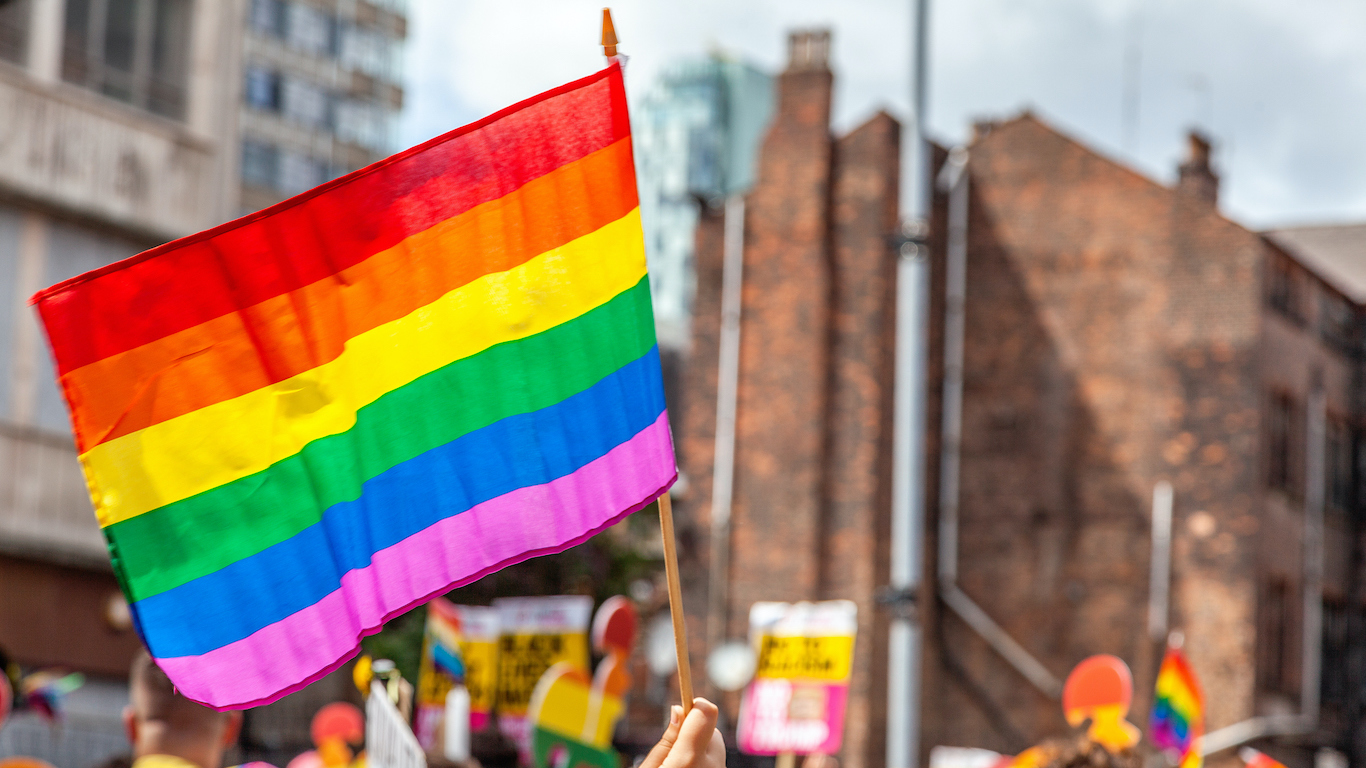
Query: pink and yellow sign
737 601 858 756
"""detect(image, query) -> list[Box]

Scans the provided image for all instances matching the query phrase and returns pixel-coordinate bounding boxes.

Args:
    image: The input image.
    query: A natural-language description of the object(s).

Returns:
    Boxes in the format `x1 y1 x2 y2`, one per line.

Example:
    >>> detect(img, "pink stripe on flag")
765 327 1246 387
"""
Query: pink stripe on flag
156 413 675 709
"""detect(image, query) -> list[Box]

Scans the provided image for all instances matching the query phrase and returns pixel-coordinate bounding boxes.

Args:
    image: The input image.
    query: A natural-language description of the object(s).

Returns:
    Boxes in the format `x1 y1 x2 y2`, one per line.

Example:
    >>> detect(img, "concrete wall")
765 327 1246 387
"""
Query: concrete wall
0 0 244 570
0 63 221 241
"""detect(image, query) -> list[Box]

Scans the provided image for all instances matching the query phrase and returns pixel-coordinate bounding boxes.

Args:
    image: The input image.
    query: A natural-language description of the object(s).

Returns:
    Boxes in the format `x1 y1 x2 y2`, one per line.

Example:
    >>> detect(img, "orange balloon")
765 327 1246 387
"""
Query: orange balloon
1062 654 1132 716
1061 654 1141 751
311 702 365 747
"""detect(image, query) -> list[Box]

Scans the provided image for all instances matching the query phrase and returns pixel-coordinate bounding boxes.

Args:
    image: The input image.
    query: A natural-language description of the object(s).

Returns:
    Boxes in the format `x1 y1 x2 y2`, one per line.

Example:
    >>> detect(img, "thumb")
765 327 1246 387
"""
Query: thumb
639 705 685 768
662 699 721 768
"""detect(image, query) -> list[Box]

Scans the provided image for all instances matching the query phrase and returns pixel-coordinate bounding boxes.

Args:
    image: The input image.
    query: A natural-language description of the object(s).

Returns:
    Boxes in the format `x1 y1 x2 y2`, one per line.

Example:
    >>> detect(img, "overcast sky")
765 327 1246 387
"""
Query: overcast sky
399 0 1366 230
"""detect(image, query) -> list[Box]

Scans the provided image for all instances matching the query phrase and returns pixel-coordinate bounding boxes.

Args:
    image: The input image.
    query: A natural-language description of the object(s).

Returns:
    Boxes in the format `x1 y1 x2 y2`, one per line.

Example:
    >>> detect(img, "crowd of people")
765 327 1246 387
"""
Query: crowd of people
110 650 724 768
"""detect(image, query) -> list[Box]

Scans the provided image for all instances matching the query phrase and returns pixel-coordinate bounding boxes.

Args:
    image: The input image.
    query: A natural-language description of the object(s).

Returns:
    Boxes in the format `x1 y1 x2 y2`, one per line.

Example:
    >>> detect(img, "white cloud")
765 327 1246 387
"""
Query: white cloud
399 0 1366 228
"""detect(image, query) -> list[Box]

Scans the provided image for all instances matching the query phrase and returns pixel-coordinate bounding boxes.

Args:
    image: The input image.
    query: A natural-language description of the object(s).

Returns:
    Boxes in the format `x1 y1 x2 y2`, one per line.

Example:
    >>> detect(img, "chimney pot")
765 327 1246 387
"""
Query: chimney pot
1177 129 1219 206
786 29 831 72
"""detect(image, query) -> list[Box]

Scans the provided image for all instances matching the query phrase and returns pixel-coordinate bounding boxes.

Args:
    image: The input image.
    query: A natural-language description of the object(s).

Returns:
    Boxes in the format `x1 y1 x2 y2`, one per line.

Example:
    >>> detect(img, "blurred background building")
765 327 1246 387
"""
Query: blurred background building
672 26 1366 768
4 4 1366 768
238 0 405 213
631 53 772 354
0 1 403 765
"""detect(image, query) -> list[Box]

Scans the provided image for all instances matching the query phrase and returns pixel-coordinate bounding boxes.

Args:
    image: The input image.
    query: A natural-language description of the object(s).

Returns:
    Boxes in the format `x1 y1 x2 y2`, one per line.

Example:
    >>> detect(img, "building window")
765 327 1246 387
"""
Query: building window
1320 290 1356 351
0 0 31 64
1321 597 1353 713
280 75 331 128
1258 578 1294 696
1268 392 1299 495
241 140 279 189
278 150 327 195
62 0 192 120
285 2 334 56
335 99 390 153
339 24 398 82
249 0 284 37
1356 432 1366 523
1267 256 1297 320
1327 417 1352 514
244 67 281 111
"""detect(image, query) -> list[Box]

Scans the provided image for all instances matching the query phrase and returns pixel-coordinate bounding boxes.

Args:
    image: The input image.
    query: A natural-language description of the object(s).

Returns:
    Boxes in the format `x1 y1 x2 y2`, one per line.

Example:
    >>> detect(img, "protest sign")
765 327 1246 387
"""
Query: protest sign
415 598 465 749
737 600 857 756
494 596 593 762
456 605 501 730
528 597 638 768
367 681 425 768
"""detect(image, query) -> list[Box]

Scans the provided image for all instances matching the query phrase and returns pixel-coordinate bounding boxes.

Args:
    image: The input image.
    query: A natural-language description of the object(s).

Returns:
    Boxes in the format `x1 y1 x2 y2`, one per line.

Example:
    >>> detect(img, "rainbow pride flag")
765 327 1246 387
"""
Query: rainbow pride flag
31 62 674 710
1149 646 1204 768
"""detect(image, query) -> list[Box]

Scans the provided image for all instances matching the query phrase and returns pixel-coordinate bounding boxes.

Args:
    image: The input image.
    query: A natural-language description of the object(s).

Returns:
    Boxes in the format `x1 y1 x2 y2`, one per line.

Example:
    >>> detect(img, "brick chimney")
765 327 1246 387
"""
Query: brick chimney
1176 130 1219 205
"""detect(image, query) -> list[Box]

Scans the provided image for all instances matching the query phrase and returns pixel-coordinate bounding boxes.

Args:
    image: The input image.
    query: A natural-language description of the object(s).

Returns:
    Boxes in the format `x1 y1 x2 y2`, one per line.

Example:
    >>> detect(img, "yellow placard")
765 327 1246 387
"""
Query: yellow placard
416 633 453 707
496 632 589 716
462 639 499 715
754 635 854 682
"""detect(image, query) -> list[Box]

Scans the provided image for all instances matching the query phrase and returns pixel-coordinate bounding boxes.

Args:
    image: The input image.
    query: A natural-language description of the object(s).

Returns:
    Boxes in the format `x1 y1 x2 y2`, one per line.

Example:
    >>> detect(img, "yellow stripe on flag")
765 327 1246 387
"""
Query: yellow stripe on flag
82 210 646 527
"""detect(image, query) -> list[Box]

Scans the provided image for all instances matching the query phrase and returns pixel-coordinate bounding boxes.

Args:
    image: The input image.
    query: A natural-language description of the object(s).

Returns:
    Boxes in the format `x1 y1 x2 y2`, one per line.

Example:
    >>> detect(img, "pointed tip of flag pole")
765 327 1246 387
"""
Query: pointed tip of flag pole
601 8 619 58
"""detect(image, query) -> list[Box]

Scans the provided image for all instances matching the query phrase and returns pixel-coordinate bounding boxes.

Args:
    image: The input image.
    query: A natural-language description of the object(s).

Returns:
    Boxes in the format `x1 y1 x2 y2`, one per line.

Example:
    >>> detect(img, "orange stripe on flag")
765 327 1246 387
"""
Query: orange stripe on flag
61 139 637 451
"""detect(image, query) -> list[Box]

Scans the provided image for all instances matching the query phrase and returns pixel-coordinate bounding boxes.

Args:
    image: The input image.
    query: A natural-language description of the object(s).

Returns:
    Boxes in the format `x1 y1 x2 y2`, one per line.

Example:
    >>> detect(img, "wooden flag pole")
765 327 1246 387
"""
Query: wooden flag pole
658 491 695 716
599 5 694 718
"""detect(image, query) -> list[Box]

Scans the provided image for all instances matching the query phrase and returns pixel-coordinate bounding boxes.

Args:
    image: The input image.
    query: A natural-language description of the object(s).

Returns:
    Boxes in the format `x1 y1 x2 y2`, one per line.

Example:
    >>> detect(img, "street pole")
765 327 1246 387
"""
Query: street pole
886 1 930 767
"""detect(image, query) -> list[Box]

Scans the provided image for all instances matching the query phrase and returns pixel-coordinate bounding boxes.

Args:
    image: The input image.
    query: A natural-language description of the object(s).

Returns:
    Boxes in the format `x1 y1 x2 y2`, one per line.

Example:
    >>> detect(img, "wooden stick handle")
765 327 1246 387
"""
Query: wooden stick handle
657 491 694 715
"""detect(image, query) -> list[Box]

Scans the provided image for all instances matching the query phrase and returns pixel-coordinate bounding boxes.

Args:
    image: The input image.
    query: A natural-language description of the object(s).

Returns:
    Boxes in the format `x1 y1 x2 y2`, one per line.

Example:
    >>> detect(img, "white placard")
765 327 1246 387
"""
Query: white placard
367 681 426 768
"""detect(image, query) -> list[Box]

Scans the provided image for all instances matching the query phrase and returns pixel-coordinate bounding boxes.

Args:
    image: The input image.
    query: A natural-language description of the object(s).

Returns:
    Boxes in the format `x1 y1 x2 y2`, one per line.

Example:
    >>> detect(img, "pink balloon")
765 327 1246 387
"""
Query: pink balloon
287 751 324 768
0 674 11 729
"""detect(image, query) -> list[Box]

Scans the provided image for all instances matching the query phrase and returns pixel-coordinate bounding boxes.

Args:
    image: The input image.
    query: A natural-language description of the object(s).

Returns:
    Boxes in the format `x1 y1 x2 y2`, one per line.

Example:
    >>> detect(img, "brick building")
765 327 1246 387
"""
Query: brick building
674 28 1366 768
675 30 899 768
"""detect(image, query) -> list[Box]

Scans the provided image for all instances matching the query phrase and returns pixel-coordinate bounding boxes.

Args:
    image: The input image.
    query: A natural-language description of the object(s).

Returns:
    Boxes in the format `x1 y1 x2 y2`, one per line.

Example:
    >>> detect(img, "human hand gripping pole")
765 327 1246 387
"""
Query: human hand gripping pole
641 699 727 768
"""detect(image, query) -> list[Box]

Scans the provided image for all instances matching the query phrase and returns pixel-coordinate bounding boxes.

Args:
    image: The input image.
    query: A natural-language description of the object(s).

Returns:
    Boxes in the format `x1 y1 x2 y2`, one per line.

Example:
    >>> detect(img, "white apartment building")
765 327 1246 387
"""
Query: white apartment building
0 2 402 765
237 0 405 213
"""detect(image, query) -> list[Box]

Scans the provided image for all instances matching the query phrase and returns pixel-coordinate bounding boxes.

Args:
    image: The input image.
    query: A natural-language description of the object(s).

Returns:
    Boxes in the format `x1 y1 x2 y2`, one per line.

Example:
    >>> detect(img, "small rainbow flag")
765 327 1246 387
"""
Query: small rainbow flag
32 62 674 710
1150 646 1204 768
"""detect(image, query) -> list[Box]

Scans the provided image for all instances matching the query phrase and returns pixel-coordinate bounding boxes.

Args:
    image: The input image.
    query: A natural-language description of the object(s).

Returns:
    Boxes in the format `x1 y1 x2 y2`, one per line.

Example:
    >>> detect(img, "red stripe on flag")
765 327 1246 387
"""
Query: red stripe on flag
35 63 630 374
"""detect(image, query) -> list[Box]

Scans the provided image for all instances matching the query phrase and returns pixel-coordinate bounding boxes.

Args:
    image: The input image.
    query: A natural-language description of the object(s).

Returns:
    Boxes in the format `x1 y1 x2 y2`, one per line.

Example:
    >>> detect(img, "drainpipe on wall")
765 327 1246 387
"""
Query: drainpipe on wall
706 194 746 685
1150 481 1174 643
885 1 932 765
934 147 1063 700
1200 385 1324 755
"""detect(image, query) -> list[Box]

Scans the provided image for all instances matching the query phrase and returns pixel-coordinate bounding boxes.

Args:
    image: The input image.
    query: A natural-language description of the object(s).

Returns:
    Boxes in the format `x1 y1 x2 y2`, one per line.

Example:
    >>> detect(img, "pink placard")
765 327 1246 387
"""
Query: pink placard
737 678 849 755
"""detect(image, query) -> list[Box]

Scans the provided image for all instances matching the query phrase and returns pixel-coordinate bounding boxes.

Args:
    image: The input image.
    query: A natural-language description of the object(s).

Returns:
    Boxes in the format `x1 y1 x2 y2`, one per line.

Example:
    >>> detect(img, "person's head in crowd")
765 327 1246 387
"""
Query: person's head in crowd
123 650 242 768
